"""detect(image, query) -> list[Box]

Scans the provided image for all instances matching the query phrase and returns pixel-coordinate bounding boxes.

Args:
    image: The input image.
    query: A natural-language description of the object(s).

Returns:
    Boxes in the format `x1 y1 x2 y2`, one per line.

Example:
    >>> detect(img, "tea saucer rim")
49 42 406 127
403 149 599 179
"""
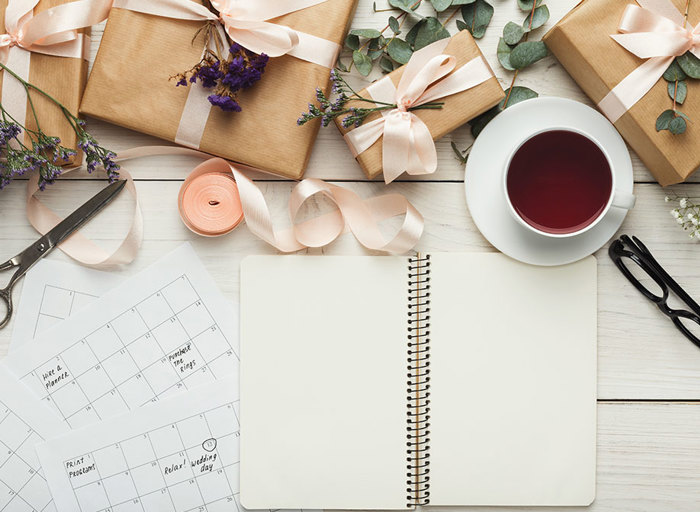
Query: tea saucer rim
464 96 633 267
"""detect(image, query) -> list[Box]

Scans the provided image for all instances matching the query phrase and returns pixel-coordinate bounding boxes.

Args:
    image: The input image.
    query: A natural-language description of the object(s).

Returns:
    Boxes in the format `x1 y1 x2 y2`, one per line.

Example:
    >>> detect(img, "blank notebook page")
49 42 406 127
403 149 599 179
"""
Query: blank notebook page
428 253 597 506
240 256 408 510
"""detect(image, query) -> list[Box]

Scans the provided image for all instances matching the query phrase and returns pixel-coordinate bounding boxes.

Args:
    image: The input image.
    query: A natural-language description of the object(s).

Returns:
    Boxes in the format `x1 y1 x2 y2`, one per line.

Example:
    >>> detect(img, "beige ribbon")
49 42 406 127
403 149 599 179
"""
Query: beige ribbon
599 0 700 123
344 38 494 184
112 0 342 149
26 147 425 266
1 0 111 134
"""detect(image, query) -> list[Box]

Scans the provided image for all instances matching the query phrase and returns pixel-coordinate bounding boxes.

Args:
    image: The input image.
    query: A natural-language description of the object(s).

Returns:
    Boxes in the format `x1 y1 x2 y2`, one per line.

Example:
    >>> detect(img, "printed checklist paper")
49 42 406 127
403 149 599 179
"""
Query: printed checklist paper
37 378 245 512
0 365 69 512
10 260 122 353
3 244 239 430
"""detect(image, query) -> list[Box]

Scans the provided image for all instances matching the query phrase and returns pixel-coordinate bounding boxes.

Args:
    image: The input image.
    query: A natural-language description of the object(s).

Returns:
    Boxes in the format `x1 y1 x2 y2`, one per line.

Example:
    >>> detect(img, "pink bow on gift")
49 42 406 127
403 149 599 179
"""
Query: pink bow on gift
113 0 340 68
599 0 700 122
0 0 111 63
344 38 494 184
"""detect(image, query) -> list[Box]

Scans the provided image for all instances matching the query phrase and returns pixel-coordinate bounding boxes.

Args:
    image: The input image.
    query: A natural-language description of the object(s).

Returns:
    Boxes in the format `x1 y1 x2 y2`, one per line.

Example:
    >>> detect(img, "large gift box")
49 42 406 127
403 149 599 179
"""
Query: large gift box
0 0 90 159
80 0 358 180
336 30 504 181
544 0 700 186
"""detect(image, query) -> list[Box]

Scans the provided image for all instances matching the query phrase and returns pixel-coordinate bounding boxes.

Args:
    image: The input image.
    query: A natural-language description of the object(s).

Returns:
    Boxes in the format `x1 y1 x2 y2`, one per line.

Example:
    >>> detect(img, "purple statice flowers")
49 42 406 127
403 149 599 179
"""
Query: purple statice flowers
175 43 269 113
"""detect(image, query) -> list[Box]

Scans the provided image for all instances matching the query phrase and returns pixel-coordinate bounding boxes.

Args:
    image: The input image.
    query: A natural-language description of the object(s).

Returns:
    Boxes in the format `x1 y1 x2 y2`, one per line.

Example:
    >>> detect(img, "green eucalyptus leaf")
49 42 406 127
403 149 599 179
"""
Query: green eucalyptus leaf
380 56 395 73
497 37 515 70
353 50 373 76
350 28 382 38
461 0 494 39
336 59 349 72
470 106 499 138
677 51 700 78
345 34 360 50
389 16 401 34
523 5 549 31
509 40 548 69
389 0 420 13
517 0 542 11
669 115 687 134
387 37 413 64
668 80 687 104
500 86 539 108
503 21 525 45
663 60 686 81
405 19 424 46
676 110 691 121
414 16 451 49
368 48 384 60
430 0 452 11
451 0 475 4
456 19 468 31
656 109 675 131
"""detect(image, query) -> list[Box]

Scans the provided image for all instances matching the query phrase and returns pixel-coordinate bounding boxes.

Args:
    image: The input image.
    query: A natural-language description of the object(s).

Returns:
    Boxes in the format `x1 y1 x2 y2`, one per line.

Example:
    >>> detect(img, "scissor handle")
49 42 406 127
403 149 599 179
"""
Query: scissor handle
0 287 12 330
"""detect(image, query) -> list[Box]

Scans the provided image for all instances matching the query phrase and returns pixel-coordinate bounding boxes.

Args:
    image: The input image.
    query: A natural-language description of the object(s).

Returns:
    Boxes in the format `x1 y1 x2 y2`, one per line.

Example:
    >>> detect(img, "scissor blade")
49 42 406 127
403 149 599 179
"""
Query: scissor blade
43 180 127 249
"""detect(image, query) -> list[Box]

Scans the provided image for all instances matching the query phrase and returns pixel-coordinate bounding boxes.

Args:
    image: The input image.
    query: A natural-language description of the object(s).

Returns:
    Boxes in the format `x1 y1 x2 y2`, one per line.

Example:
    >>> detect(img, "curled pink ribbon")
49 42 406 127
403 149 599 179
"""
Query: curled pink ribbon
599 0 700 122
344 37 494 184
26 147 424 267
111 0 340 68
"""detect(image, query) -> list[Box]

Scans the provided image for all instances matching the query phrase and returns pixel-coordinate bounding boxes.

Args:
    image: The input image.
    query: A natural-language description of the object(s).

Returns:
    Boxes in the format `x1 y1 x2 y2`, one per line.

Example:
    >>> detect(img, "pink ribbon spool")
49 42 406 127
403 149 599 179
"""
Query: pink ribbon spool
178 171 244 237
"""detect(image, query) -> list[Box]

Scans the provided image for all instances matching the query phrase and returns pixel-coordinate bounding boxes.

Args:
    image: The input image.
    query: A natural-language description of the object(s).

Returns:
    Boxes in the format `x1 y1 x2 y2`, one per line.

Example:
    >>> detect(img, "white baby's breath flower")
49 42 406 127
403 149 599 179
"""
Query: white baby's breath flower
678 216 685 225
671 209 681 219
688 213 695 221
665 196 672 202
693 217 699 226
680 198 688 208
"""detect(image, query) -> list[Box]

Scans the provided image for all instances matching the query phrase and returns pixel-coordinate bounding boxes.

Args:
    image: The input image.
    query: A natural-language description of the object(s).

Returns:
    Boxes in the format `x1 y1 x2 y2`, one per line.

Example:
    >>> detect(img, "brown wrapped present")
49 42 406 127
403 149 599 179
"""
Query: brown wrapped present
544 0 700 186
0 0 94 160
80 0 358 180
336 30 504 181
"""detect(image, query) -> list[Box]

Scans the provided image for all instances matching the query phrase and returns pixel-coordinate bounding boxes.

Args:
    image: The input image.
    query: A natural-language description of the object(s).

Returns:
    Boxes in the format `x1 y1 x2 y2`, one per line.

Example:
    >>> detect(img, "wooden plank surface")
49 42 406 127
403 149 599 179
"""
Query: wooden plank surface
0 0 699 509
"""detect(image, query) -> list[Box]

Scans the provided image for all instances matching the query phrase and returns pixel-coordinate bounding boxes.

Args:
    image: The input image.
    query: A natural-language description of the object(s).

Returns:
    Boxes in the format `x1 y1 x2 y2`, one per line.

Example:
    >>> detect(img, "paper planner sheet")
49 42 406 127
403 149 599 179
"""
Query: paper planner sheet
0 365 69 512
37 379 243 512
10 260 122 353
3 243 239 430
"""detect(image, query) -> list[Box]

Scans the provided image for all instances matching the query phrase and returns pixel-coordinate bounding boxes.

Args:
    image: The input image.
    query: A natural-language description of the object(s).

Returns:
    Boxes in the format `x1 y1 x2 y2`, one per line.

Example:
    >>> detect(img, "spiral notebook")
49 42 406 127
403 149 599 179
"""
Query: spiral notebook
239 253 597 509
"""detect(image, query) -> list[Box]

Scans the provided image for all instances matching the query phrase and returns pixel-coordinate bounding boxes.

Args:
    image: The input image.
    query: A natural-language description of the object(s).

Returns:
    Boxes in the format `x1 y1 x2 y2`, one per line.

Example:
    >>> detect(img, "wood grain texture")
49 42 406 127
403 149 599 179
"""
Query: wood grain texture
0 0 699 509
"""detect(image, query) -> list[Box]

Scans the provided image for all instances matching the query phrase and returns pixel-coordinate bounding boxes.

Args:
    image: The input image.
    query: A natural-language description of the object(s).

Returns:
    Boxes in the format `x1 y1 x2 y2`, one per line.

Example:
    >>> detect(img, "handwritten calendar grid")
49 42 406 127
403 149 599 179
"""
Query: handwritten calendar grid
20 275 239 429
33 285 99 340
63 402 241 512
0 401 54 512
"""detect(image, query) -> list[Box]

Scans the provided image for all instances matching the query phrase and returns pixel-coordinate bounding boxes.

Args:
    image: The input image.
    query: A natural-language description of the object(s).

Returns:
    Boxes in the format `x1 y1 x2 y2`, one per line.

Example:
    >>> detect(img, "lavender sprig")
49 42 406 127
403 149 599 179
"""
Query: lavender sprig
297 69 444 129
0 62 119 190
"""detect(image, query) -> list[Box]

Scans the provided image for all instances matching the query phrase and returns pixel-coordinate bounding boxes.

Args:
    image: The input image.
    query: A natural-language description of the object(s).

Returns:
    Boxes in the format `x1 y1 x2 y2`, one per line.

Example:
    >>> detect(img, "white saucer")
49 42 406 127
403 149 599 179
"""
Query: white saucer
465 97 634 266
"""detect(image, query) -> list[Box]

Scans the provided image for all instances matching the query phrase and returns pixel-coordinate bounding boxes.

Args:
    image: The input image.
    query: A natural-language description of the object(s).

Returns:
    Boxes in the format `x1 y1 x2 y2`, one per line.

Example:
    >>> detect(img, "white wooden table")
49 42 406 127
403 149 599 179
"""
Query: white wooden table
2 1 700 510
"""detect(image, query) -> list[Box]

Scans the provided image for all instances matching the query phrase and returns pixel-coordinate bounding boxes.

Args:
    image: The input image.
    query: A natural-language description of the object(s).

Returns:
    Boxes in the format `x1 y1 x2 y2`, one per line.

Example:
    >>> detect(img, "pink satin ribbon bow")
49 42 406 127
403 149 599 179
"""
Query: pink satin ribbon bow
344 38 494 184
26 147 425 267
0 0 111 63
599 0 700 123
112 0 340 68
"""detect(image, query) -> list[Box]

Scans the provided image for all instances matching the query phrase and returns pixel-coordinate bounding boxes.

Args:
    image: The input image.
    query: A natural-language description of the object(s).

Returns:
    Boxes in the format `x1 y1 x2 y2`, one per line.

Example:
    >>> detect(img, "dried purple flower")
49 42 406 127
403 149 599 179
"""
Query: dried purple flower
208 94 242 112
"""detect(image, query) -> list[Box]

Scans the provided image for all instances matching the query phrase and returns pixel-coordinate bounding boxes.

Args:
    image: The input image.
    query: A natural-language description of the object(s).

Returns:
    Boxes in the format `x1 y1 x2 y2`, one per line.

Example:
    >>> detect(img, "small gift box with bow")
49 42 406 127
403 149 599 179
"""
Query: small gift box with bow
80 0 358 180
336 30 504 183
0 0 108 161
544 0 700 186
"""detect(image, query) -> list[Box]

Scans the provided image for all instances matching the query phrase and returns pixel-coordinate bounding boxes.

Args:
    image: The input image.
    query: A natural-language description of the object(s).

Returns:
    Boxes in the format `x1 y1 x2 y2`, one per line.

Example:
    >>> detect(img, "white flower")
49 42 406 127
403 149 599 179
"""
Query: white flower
688 213 695 221
680 198 688 208
665 196 671 203
694 217 699 226
671 209 681 219
678 216 685 225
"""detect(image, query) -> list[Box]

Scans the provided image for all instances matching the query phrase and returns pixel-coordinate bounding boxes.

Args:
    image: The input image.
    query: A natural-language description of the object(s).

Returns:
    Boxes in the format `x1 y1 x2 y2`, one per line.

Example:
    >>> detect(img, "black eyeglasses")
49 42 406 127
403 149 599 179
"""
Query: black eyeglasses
609 235 700 349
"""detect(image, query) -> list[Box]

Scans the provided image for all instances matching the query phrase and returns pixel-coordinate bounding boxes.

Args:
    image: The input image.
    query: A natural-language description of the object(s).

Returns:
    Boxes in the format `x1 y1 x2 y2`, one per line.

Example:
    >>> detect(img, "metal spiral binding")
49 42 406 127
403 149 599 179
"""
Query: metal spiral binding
406 253 431 508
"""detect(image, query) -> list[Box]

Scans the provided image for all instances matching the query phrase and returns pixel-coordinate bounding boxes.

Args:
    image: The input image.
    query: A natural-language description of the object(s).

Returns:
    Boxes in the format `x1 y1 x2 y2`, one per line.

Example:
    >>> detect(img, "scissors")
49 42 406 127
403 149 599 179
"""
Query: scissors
0 179 127 329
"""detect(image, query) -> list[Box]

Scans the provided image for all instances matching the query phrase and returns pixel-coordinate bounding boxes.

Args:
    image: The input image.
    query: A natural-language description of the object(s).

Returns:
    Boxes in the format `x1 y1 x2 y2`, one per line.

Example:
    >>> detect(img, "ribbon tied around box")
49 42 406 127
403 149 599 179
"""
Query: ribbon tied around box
599 0 700 123
344 38 494 184
0 0 111 131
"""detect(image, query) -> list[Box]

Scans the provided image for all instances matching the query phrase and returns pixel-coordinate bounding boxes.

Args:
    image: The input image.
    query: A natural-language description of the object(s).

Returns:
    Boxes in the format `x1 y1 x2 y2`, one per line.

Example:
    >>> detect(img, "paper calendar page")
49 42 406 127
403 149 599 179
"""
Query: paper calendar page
10 260 123 353
39 378 311 512
3 244 239 430
0 365 69 512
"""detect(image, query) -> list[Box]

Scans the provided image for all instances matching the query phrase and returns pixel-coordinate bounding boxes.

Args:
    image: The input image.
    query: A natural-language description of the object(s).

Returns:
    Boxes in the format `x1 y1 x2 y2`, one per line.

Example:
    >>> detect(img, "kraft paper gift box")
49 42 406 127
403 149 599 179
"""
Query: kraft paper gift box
80 0 358 180
544 0 700 186
336 30 505 181
0 0 90 161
